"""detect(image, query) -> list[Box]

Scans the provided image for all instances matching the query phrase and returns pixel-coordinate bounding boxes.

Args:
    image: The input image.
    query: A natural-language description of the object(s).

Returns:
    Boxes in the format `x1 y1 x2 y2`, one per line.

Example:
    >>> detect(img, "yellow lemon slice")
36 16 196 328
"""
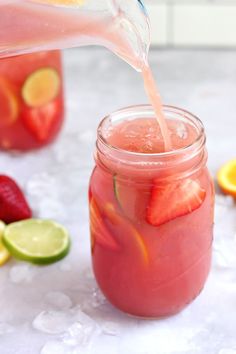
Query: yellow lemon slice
22 68 60 108
217 159 236 197
0 221 11 266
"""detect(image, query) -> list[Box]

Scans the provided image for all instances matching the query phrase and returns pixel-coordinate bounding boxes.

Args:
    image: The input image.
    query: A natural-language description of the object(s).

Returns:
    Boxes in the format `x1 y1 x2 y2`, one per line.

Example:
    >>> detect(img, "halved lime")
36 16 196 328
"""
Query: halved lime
2 219 70 265
0 220 11 266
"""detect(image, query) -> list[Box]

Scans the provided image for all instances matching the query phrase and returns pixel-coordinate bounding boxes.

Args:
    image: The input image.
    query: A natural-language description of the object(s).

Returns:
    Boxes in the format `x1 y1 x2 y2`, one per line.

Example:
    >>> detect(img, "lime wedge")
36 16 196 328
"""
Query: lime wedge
0 220 11 266
2 219 70 265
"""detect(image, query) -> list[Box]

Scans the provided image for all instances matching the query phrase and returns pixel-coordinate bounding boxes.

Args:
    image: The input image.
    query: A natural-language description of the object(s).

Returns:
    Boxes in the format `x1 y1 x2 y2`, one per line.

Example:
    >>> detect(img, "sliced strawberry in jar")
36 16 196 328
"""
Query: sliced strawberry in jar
90 198 119 251
22 99 61 142
146 179 206 227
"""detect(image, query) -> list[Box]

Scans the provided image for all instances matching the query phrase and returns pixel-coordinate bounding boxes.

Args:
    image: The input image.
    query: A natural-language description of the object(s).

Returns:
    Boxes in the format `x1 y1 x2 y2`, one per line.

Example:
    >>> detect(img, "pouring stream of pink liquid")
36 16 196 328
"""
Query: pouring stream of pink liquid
142 65 171 152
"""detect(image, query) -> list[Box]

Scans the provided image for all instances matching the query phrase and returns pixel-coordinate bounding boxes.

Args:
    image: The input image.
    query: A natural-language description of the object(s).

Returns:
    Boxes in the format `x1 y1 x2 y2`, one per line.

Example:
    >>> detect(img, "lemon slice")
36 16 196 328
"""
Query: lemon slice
2 219 70 265
0 221 11 266
217 159 236 197
22 68 60 108
0 76 19 127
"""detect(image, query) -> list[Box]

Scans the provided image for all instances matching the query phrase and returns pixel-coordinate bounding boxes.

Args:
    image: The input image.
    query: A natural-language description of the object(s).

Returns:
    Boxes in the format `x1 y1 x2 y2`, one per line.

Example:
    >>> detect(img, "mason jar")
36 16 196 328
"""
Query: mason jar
0 50 64 151
89 105 214 318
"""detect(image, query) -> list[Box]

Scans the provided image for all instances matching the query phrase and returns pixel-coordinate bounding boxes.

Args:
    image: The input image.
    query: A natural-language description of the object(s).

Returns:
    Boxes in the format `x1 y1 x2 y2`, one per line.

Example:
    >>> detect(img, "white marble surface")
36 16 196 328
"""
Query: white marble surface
0 48 236 354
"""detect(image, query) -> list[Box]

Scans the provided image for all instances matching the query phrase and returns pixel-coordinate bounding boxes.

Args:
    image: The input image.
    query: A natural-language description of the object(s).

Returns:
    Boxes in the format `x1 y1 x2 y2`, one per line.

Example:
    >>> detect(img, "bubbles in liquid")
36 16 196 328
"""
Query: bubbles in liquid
105 118 197 154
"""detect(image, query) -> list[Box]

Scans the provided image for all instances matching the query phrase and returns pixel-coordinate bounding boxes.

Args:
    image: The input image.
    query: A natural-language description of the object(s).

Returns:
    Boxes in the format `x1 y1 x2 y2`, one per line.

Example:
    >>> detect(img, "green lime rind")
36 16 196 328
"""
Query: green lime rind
2 219 71 265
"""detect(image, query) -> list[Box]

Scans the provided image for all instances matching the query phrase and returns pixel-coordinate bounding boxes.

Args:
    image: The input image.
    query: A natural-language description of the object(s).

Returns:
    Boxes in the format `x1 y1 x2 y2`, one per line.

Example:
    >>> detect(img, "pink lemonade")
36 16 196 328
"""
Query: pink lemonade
89 105 214 318
0 1 149 71
0 51 64 151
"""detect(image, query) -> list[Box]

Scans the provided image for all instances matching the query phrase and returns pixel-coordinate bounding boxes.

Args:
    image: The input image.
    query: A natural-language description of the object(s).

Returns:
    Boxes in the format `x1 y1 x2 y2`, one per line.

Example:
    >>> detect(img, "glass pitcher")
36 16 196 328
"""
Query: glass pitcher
0 0 150 71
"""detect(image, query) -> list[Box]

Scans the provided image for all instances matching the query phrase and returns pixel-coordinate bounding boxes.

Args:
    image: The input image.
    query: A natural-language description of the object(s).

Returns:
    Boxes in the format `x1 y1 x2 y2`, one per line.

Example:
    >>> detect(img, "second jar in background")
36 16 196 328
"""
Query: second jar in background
0 51 64 151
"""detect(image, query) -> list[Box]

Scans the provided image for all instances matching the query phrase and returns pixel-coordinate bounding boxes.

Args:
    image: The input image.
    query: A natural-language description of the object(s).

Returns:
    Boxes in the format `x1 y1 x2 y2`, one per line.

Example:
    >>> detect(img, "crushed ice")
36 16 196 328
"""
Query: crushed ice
213 193 236 270
9 264 35 284
33 311 71 334
45 292 72 310
61 308 100 347
176 122 188 139
102 321 120 336
40 341 69 354
0 322 14 335
90 288 107 308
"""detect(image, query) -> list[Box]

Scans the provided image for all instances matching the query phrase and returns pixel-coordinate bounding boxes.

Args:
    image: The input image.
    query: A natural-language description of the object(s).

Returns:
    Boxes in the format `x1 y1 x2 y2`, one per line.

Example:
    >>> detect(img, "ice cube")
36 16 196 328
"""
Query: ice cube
45 292 72 310
213 238 236 269
176 122 188 139
102 321 120 336
26 172 58 199
0 322 14 335
215 194 234 207
33 311 70 334
40 341 68 354
62 309 100 347
9 264 35 284
91 288 107 308
36 198 65 220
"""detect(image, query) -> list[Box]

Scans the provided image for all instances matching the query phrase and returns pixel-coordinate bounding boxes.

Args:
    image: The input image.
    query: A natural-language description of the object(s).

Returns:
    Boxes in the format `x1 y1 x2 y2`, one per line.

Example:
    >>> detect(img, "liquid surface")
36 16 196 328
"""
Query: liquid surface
106 118 197 154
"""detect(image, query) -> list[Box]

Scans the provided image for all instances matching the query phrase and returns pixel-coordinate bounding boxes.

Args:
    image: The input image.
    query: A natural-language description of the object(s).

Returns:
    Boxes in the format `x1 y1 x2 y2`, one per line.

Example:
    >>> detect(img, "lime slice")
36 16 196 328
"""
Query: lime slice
22 68 60 108
2 219 70 265
0 220 11 266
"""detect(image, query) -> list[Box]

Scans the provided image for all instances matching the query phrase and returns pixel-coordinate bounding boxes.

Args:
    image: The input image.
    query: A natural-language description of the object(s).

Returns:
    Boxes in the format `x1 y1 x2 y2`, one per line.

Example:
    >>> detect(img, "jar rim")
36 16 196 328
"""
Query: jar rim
97 104 205 159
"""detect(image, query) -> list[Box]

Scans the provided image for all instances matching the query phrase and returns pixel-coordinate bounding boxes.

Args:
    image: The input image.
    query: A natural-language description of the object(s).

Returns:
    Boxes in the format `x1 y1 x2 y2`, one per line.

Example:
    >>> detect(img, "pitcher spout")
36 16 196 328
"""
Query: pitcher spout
0 0 150 70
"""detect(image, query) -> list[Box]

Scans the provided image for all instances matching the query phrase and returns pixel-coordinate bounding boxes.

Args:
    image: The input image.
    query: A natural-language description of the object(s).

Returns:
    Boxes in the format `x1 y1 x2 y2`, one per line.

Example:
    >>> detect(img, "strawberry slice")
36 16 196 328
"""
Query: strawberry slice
146 179 206 227
0 175 32 224
22 99 61 142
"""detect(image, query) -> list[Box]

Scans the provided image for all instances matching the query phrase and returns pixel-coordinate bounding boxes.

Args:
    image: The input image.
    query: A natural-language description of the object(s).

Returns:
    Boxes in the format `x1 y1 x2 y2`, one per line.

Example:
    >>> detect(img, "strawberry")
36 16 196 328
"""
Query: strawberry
0 175 32 223
146 178 206 227
22 99 61 142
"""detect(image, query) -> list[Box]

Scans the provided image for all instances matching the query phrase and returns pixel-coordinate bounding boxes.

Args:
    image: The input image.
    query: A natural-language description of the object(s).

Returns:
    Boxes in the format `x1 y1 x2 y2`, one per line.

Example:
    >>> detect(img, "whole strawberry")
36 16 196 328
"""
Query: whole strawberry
0 175 32 223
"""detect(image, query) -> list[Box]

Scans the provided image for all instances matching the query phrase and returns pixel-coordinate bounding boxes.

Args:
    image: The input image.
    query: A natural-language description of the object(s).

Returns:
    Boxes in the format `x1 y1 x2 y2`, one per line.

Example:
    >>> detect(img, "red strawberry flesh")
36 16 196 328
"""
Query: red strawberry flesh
0 175 32 223
146 179 206 227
